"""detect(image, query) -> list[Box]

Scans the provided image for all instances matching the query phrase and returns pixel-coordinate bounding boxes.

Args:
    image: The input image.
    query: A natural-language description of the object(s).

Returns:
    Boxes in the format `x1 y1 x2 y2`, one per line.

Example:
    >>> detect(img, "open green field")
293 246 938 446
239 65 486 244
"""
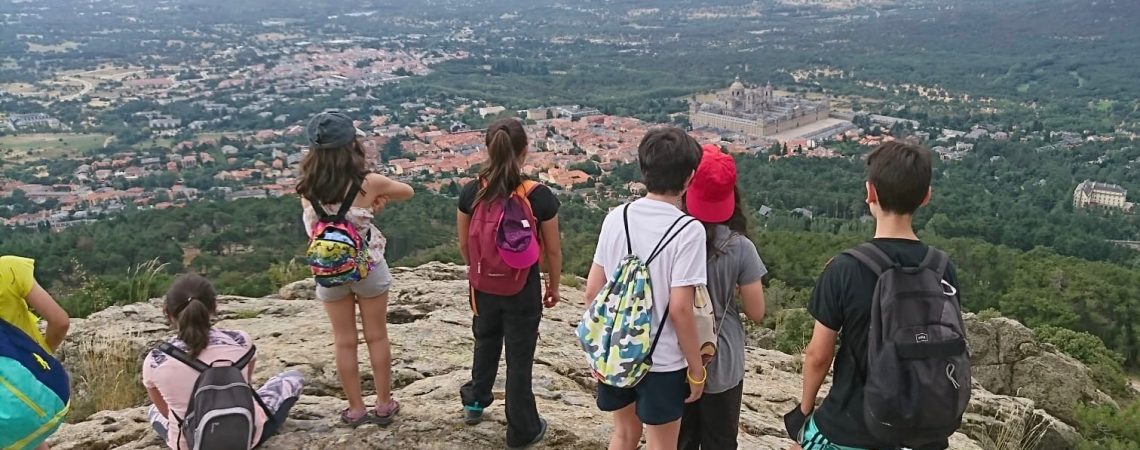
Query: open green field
0 133 110 162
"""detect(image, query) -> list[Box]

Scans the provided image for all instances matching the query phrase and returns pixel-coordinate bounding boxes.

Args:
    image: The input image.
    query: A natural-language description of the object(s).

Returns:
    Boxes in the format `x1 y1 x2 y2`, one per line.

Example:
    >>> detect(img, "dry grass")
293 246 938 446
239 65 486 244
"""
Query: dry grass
67 331 148 422
126 258 169 304
993 402 1050 450
267 258 310 290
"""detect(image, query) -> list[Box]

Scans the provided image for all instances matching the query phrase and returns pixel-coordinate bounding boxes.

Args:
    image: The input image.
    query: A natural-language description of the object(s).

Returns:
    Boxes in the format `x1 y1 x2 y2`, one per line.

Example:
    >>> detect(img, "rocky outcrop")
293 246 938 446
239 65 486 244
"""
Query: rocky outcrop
277 278 317 300
964 314 1116 425
51 263 1084 449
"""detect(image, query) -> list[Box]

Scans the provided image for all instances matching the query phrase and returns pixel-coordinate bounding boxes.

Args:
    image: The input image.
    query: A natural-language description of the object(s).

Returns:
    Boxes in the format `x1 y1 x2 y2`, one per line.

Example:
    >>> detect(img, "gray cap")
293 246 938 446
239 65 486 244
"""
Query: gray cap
306 111 365 150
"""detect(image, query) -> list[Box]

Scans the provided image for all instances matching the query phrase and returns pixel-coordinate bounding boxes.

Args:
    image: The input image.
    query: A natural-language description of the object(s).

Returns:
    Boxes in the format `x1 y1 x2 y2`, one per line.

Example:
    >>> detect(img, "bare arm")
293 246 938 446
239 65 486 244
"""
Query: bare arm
669 285 706 402
584 263 607 303
25 283 68 352
800 321 838 414
147 386 169 418
739 280 766 323
540 216 562 289
368 174 414 201
668 286 703 370
457 210 471 263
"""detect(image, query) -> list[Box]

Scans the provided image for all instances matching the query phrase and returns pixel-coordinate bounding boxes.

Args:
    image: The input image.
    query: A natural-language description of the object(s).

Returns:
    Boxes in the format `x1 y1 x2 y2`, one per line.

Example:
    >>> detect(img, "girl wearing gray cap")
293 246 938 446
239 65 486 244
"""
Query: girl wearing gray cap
296 111 414 426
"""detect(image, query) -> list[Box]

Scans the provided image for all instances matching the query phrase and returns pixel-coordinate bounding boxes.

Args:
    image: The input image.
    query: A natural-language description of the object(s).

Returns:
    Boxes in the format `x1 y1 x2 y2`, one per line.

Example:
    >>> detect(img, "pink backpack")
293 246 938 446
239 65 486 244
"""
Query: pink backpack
467 180 541 296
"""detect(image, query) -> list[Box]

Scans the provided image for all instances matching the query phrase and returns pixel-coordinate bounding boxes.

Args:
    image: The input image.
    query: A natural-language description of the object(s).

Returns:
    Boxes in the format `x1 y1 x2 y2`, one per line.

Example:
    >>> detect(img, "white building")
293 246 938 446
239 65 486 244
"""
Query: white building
1074 180 1127 210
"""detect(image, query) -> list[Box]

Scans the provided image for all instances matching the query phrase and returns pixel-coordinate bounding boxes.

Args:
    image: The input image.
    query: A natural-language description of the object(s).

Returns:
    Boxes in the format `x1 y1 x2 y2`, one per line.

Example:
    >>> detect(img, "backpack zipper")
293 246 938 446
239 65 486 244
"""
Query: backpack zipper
0 374 47 417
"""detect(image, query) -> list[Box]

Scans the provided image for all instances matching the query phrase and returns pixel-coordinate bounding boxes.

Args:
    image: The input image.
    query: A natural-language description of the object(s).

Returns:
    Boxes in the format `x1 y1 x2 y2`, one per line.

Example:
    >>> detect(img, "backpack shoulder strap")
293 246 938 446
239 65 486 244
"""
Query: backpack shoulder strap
306 196 331 220
158 342 209 373
621 203 634 255
918 246 950 277
333 180 362 220
710 231 741 261
646 216 698 265
842 242 895 276
234 344 257 371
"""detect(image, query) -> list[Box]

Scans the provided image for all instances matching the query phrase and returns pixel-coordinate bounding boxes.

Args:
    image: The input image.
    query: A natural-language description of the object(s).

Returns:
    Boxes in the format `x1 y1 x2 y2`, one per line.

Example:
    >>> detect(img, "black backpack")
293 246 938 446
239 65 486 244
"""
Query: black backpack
158 342 274 450
843 243 971 447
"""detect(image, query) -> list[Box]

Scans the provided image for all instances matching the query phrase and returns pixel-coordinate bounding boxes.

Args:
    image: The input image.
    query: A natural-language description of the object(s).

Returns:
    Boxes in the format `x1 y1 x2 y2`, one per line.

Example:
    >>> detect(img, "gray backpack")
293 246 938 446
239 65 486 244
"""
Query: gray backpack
158 342 272 450
843 243 971 447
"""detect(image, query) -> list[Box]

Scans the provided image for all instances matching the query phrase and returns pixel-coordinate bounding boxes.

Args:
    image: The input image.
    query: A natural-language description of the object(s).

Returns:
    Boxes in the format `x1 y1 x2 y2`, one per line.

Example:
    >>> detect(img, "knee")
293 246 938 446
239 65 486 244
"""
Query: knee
363 328 389 346
333 337 358 352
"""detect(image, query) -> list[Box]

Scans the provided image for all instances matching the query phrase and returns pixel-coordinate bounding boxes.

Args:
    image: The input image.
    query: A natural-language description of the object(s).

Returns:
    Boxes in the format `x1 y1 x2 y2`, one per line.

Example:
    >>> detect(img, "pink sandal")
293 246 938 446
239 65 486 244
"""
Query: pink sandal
372 399 400 426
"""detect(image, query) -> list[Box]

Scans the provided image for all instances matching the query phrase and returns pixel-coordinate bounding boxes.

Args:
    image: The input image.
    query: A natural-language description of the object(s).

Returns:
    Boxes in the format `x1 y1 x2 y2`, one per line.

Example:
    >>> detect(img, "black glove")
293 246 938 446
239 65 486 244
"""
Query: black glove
783 404 809 442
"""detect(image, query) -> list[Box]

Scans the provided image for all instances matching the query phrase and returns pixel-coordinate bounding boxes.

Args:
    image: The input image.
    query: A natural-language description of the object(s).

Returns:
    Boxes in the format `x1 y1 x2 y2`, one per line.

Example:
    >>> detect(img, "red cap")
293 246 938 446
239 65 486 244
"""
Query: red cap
686 144 737 223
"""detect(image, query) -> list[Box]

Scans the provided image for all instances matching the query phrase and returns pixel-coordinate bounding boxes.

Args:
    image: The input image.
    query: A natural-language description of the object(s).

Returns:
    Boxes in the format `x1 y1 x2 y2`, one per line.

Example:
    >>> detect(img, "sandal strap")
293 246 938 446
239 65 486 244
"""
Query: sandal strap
341 408 367 422
375 399 400 416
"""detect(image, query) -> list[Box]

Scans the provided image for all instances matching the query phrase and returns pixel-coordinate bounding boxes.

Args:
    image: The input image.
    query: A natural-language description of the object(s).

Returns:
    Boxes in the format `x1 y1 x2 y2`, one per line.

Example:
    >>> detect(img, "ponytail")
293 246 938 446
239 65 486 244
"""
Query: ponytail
177 299 212 358
164 273 219 359
475 119 528 205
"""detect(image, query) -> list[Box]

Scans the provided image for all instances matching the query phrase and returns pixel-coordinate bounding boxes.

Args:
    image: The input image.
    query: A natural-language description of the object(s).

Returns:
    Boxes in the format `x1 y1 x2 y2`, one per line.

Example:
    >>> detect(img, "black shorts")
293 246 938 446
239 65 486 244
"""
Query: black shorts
596 369 688 425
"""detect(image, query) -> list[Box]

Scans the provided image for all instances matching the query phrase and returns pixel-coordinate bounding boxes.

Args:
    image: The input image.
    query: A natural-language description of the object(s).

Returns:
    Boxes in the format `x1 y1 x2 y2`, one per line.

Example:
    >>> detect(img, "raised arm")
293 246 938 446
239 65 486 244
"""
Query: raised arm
367 173 414 201
25 282 69 352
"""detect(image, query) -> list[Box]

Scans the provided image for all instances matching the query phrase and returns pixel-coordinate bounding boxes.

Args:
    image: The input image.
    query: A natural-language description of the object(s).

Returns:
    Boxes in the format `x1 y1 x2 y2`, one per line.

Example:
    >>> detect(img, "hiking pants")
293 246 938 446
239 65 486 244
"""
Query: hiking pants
460 271 544 448
148 369 304 447
679 380 744 450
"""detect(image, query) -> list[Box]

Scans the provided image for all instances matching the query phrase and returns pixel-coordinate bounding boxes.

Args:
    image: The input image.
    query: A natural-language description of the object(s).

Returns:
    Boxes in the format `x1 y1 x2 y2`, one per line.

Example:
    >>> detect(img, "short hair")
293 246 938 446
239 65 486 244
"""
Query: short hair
638 127 702 194
866 141 933 215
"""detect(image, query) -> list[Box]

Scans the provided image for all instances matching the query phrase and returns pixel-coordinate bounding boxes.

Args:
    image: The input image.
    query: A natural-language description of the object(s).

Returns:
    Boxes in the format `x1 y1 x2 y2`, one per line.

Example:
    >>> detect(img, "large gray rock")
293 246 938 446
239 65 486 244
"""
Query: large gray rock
278 278 317 300
965 314 1116 426
49 264 1082 449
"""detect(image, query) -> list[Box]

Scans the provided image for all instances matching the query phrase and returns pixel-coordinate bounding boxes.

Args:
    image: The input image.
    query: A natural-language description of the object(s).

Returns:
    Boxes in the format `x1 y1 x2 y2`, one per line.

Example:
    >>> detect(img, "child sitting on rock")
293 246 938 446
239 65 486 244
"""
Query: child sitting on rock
142 273 304 449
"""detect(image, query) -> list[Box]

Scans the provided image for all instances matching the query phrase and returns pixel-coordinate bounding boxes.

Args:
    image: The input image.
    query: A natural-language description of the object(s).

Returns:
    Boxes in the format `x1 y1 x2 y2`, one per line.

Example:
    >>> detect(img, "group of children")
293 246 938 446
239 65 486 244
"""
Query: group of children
2 109 966 450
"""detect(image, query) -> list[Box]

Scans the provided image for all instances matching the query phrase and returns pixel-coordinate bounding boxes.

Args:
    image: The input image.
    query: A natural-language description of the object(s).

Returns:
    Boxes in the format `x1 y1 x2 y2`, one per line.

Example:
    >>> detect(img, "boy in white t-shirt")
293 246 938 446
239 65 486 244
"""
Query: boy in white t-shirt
585 127 708 450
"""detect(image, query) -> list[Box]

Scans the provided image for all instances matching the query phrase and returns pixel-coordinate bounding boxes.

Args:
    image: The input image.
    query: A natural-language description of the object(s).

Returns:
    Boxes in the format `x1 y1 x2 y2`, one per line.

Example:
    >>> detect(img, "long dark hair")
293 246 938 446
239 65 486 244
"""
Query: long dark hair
703 185 750 258
474 118 528 206
295 139 370 204
164 273 218 359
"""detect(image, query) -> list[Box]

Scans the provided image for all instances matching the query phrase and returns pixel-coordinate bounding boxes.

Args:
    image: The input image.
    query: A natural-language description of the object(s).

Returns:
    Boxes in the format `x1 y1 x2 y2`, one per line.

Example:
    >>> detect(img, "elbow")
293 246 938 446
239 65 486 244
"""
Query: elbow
668 300 694 318
53 316 71 335
744 306 766 323
803 346 832 370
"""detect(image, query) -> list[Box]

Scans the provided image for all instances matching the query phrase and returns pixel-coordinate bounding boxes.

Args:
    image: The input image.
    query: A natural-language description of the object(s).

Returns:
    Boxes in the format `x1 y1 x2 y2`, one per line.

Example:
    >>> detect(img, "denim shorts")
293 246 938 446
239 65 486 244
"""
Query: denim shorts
315 258 393 302
596 369 688 425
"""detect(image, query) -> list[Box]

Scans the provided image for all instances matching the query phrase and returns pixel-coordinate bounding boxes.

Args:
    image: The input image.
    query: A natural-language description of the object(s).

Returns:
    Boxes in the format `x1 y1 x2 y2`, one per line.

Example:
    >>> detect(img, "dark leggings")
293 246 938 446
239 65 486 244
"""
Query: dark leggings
679 380 745 450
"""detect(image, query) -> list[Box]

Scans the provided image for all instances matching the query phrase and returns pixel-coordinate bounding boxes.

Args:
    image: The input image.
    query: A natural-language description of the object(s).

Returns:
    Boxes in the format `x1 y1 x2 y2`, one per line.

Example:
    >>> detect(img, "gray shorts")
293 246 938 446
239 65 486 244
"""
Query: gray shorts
315 258 393 302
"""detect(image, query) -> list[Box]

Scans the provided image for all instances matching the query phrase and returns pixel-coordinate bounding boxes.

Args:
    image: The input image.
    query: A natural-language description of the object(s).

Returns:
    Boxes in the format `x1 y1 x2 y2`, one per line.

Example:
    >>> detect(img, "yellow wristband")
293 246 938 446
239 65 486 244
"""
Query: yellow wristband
686 366 707 385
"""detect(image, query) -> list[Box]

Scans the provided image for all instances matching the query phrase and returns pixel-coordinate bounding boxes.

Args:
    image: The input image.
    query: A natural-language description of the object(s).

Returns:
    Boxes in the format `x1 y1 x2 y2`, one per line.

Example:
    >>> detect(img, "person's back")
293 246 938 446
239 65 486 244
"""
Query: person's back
585 127 708 450
678 145 767 450
145 329 264 448
456 118 563 449
788 142 965 450
142 274 303 450
295 111 413 427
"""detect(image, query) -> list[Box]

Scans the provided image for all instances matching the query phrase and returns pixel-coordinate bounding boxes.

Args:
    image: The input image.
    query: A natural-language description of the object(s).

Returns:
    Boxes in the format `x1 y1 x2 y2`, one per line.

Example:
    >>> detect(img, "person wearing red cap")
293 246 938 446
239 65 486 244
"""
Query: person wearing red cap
679 145 768 450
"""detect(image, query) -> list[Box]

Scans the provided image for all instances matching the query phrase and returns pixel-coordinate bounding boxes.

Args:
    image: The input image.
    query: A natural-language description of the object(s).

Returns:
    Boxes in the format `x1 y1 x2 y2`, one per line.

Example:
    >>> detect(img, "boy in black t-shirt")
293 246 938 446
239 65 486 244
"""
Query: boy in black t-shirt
786 142 960 450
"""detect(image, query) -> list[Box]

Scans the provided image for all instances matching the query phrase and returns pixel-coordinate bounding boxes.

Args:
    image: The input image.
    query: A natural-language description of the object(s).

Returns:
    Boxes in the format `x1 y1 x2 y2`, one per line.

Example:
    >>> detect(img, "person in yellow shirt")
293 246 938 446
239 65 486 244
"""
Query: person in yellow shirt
0 255 70 352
